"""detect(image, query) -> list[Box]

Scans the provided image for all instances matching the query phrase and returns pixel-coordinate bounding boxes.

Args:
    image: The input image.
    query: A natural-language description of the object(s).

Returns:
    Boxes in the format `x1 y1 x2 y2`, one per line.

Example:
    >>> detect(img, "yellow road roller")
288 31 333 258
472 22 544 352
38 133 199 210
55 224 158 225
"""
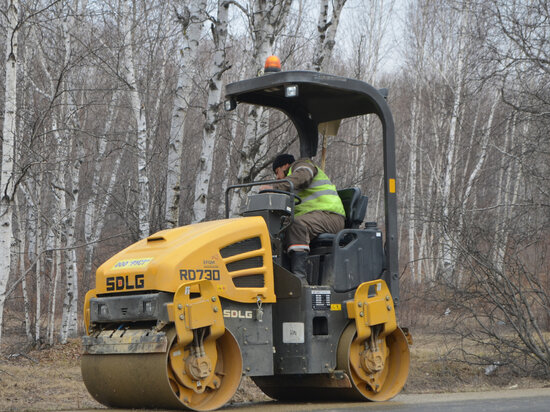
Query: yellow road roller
81 68 411 411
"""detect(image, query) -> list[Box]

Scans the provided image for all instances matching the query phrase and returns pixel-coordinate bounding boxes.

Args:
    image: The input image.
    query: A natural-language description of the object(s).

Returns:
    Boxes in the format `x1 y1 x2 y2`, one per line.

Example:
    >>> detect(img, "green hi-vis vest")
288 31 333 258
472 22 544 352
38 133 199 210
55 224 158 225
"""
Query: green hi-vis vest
289 162 345 217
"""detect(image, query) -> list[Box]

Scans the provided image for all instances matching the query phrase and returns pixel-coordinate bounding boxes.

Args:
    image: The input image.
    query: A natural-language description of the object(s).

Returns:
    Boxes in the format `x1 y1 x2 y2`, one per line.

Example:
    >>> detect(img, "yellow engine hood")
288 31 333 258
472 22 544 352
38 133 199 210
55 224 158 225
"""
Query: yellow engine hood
93 217 276 303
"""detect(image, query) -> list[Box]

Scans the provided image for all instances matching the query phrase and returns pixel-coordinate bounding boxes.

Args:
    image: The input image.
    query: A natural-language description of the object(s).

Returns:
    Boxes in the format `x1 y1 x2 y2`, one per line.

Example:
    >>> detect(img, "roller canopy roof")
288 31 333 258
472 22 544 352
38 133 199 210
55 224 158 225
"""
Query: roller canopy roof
225 71 392 158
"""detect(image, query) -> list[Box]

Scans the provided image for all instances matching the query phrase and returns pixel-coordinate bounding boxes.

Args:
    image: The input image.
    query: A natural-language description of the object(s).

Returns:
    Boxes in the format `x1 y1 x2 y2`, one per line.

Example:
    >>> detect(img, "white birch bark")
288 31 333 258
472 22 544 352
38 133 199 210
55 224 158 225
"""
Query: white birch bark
460 102 481 191
165 1 206 228
61 245 79 342
493 115 524 274
53 116 71 343
311 0 347 72
83 129 132 292
60 132 82 341
418 148 437 282
460 93 498 222
452 93 497 284
81 0 119 276
48 243 61 345
36 236 42 341
401 0 426 282
218 119 239 218
122 0 150 237
491 115 512 272
230 0 293 215
408 91 420 283
83 90 121 280
439 3 470 280
21 172 45 341
59 3 87 341
14 195 31 340
0 0 19 344
26 17 63 342
373 175 383 222
29 25 70 342
91 135 130 244
193 0 230 223
352 1 395 185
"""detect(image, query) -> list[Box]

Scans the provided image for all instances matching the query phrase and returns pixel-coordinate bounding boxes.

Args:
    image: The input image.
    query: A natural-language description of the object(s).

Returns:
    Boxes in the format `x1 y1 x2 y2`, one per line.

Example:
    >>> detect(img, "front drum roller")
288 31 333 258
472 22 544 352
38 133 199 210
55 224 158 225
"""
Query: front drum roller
337 323 410 401
81 327 242 411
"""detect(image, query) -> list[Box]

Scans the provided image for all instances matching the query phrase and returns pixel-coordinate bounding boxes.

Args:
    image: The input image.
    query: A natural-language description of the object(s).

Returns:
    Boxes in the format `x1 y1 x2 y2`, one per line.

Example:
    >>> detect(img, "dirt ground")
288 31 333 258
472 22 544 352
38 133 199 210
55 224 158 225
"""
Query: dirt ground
1 333 549 411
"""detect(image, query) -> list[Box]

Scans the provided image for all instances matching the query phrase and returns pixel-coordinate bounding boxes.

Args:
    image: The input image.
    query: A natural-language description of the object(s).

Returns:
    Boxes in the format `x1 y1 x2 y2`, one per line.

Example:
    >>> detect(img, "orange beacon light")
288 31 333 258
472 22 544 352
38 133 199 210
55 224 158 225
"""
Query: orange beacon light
264 55 281 73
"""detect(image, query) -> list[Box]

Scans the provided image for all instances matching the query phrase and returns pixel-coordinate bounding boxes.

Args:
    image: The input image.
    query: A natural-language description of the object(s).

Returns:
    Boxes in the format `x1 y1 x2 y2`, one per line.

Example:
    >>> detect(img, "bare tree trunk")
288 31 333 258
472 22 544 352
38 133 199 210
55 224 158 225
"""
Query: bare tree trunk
311 0 347 72
14 195 32 341
49 239 61 345
418 148 437 282
439 3 470 281
165 1 206 228
218 119 239 218
61 112 83 341
193 0 230 223
372 175 383 222
54 116 70 343
59 3 87 341
83 90 121 281
122 0 150 237
89 134 130 248
408 91 420 283
34 172 45 343
230 0 293 214
352 1 394 182
493 116 524 274
460 93 498 225
0 0 19 344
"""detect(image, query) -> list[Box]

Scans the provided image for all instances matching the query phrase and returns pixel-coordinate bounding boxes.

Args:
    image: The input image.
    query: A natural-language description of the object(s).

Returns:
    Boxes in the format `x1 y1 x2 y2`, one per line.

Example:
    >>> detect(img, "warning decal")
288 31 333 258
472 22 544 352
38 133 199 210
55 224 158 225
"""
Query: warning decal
312 290 331 310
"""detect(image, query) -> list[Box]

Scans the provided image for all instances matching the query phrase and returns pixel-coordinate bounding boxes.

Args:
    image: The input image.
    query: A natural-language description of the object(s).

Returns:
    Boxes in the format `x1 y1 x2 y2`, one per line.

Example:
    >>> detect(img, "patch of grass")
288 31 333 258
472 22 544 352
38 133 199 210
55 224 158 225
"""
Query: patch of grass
404 333 550 393
0 340 101 411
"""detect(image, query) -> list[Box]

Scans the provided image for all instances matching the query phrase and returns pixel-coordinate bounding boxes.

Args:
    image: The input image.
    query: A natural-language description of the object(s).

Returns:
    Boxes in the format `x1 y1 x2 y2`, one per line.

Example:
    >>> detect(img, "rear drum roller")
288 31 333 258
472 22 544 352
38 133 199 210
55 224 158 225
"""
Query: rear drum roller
81 328 242 411
254 325 409 403
337 323 410 401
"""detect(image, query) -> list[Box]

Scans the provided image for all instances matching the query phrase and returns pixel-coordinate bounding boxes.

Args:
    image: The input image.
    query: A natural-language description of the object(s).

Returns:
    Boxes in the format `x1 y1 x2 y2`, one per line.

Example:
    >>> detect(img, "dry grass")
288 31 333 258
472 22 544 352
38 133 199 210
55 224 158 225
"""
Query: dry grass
0 339 100 411
1 332 549 411
404 332 550 394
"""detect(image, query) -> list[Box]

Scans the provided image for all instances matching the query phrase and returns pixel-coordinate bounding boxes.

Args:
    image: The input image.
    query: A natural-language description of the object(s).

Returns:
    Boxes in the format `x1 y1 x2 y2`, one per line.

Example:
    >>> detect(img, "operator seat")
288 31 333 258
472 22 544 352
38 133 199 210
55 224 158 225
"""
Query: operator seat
307 188 376 288
310 188 368 250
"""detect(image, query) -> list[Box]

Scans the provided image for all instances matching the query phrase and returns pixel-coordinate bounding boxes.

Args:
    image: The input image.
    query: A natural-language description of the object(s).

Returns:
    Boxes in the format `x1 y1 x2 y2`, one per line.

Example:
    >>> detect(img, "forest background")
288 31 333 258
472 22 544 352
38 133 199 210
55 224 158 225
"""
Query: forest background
0 0 548 379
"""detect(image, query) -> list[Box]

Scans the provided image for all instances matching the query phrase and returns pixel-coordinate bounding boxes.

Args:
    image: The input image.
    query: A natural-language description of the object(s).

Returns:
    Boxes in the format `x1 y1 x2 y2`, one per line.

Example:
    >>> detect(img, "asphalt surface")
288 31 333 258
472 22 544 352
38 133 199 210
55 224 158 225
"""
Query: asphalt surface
220 388 550 412
72 388 550 412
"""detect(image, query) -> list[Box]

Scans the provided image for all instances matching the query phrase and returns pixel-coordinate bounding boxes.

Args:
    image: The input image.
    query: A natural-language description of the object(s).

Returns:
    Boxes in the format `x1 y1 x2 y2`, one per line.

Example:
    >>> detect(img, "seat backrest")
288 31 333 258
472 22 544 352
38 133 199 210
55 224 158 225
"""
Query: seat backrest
337 188 368 228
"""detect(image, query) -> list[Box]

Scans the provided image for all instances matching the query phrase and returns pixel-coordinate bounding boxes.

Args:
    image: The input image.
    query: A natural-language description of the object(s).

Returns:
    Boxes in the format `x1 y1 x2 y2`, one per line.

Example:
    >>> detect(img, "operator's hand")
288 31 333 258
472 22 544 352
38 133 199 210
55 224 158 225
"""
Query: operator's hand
259 184 273 191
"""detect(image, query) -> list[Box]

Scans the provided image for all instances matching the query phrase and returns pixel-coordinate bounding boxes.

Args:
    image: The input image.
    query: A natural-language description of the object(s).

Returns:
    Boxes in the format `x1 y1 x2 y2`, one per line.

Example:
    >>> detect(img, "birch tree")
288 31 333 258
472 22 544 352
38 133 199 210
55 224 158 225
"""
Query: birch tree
0 0 20 344
229 0 293 214
60 1 88 342
121 0 150 238
311 0 347 72
438 1 470 281
165 0 207 228
344 0 394 192
406 88 421 283
14 195 31 341
192 0 230 223
401 0 550 375
83 90 122 282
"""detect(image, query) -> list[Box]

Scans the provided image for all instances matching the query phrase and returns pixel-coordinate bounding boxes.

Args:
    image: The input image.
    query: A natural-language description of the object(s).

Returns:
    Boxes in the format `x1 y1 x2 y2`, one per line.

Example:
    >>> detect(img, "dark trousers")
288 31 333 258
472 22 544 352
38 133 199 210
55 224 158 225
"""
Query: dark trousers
286 210 345 252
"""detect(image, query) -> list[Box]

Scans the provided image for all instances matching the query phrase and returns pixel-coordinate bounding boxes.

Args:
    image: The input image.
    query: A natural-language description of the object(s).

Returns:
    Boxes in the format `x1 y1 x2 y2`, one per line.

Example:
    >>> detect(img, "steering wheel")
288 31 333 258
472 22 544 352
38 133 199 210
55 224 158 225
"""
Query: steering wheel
259 188 302 205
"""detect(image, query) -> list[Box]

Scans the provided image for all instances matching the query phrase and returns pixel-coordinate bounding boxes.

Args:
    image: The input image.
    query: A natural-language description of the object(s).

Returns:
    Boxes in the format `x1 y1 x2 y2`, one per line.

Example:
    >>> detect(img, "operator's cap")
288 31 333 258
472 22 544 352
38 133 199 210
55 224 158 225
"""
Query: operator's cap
273 153 295 172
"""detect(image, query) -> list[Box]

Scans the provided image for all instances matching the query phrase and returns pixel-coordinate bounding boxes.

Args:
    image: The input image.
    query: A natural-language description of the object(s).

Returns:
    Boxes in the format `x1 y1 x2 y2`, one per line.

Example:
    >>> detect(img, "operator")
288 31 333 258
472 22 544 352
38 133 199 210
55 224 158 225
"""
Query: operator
261 153 345 279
